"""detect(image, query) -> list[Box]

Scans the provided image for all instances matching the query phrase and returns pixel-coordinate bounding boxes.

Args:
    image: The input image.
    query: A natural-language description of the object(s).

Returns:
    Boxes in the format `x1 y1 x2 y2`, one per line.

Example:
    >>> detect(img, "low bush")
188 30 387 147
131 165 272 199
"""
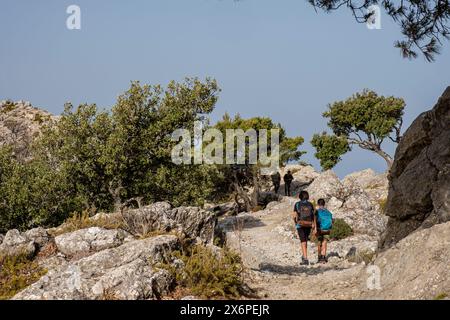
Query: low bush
0 253 47 300
330 218 353 240
158 245 245 299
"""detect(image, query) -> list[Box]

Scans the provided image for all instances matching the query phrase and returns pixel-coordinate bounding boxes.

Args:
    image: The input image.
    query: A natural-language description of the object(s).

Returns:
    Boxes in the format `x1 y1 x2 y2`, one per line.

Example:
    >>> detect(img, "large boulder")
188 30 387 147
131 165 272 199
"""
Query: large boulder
24 227 51 249
306 170 345 201
0 228 50 257
124 202 216 243
0 229 36 257
342 169 388 203
381 87 450 248
54 227 132 257
13 235 180 300
359 221 450 299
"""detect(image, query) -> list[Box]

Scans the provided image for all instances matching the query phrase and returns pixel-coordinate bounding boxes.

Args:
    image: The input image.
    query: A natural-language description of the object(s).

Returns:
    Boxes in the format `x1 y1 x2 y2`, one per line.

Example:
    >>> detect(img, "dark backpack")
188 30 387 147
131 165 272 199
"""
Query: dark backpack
295 201 314 228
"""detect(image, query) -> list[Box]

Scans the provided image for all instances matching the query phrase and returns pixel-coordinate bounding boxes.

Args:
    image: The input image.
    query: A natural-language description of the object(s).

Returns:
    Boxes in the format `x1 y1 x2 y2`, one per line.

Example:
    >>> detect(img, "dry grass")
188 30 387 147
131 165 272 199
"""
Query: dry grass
51 210 124 236
97 288 121 300
377 198 388 214
0 253 47 300
36 241 58 259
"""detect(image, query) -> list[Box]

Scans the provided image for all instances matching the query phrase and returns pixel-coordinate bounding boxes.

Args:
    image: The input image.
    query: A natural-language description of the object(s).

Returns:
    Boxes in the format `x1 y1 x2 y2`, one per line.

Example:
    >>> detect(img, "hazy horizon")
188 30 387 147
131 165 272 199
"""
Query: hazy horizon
1 0 449 178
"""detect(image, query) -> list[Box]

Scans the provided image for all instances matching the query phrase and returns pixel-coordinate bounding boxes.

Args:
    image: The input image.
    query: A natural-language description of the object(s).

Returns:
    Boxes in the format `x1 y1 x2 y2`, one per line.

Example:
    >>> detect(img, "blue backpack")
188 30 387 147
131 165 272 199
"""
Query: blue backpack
317 208 333 231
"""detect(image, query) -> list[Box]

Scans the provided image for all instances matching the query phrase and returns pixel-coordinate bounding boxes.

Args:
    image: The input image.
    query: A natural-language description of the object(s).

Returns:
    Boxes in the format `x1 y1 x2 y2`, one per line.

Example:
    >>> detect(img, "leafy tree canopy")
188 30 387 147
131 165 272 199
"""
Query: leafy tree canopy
312 89 405 169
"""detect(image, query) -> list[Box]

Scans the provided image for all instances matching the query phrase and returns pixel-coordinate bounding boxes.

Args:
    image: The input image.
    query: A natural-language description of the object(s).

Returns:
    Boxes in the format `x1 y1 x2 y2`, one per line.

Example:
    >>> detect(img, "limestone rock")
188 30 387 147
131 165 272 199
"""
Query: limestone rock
24 227 50 248
306 170 345 201
0 100 56 160
0 229 36 257
54 227 131 257
360 221 450 299
124 202 216 243
381 87 450 248
13 235 180 300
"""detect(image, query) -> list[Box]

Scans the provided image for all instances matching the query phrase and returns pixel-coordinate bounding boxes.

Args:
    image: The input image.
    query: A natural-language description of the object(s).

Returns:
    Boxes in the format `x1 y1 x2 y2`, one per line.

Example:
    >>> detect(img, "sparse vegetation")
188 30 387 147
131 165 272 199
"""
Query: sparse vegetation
158 244 245 299
330 218 353 240
377 198 388 214
347 249 376 264
0 101 17 114
52 210 124 236
434 292 448 300
33 113 45 124
0 253 47 300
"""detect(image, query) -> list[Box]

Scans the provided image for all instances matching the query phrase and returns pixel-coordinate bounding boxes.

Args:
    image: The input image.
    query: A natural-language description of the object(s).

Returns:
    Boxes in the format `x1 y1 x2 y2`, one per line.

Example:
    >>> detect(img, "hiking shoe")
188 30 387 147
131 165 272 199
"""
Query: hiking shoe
300 257 309 266
320 255 328 264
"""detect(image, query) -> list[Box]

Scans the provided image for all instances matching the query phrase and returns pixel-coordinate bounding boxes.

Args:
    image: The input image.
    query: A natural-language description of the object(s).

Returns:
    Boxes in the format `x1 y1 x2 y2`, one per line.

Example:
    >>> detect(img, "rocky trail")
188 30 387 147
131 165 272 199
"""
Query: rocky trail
221 197 368 299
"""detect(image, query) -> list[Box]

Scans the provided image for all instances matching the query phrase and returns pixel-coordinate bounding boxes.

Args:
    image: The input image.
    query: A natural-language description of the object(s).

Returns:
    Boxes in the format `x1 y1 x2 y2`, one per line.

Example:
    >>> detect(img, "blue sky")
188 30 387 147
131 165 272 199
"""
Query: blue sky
1 0 449 177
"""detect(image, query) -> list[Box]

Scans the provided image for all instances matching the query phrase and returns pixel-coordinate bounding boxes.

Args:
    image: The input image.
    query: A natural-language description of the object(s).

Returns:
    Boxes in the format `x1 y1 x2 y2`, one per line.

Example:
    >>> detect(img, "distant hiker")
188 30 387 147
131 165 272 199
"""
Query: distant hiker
283 170 294 196
271 171 281 194
315 198 333 264
293 190 316 266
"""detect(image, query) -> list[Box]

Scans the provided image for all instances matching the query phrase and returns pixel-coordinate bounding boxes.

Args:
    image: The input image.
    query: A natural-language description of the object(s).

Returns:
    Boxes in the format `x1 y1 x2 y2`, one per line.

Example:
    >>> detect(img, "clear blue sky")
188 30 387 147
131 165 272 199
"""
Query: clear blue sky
1 0 449 177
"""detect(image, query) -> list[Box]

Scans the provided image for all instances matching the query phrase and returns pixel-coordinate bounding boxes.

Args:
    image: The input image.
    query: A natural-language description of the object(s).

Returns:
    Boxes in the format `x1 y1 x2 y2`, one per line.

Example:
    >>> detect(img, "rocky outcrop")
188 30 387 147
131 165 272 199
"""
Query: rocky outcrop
381 87 450 248
123 202 216 243
279 165 320 196
306 170 388 237
54 227 132 257
13 235 180 300
0 228 50 257
0 100 56 160
359 221 450 299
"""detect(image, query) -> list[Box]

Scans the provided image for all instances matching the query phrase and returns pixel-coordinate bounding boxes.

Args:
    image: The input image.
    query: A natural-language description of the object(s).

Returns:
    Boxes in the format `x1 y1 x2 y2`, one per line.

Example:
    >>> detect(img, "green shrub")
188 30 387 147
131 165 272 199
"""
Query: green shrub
158 245 245 299
0 253 47 300
330 218 353 240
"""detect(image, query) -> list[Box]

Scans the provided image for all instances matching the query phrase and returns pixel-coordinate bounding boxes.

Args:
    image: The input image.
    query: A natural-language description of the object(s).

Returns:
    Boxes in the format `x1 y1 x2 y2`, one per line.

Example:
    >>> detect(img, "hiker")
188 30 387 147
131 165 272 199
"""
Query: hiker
315 198 333 264
283 170 294 196
271 171 281 194
292 190 316 265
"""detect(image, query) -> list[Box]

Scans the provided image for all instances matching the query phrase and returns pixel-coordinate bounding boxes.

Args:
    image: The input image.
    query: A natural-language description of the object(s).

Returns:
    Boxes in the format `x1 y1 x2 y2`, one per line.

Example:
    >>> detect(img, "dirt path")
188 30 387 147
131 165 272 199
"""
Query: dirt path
221 197 368 299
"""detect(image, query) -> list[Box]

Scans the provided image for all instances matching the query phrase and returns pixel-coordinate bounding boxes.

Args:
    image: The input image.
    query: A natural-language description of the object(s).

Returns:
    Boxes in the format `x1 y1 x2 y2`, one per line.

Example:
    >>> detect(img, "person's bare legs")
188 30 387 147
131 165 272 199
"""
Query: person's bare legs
321 239 327 257
301 241 308 259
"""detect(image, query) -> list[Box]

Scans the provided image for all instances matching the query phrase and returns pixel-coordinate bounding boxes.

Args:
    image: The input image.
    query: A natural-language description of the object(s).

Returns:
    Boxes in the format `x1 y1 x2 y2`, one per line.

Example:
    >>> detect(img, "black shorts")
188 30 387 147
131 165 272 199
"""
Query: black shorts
297 227 311 242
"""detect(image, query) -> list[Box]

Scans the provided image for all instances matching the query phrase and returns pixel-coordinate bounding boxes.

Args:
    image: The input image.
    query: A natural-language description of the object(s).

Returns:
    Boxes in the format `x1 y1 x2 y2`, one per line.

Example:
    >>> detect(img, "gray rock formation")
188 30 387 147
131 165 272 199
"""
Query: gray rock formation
360 221 450 299
54 227 132 257
381 87 450 248
306 170 388 237
0 100 56 160
0 228 50 257
13 235 180 300
123 202 216 243
24 227 51 249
